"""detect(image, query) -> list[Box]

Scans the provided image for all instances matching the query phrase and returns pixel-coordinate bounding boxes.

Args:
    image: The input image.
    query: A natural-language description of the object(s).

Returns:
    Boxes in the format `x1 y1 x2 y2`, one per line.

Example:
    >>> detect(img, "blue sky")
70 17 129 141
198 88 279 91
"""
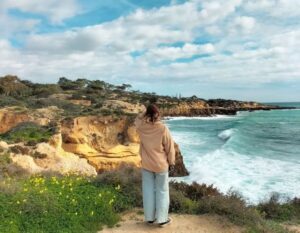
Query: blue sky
0 0 300 102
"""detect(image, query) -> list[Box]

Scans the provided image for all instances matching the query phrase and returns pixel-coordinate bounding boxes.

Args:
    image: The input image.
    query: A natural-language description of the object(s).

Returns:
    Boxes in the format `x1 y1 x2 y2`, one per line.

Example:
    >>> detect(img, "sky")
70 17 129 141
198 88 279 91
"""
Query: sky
0 0 300 102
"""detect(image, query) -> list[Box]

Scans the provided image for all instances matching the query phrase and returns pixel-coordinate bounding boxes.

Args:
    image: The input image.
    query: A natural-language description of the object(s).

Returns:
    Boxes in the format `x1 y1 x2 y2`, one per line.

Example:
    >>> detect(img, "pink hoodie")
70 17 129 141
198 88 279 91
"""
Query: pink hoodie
134 114 176 173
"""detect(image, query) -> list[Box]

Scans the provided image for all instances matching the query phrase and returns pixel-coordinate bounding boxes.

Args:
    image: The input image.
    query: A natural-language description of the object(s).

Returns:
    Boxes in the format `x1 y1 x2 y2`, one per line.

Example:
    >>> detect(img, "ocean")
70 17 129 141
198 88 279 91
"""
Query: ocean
165 102 300 204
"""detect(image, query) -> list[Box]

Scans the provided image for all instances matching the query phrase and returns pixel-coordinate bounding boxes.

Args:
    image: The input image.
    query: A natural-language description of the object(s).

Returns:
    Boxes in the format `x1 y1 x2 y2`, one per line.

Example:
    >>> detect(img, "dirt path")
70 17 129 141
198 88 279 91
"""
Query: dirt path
100 209 243 233
285 225 300 233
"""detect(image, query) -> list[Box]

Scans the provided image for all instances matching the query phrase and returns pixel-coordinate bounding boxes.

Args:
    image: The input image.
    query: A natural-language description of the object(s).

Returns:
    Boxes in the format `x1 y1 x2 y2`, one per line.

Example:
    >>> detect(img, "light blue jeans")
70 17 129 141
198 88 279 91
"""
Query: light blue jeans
142 168 169 223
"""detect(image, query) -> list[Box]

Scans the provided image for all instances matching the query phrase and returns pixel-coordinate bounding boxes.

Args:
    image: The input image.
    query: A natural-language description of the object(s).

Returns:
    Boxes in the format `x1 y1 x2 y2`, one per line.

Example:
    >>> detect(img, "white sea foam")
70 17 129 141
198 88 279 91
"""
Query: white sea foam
186 149 300 204
218 129 235 140
165 115 237 121
172 132 205 146
168 108 300 204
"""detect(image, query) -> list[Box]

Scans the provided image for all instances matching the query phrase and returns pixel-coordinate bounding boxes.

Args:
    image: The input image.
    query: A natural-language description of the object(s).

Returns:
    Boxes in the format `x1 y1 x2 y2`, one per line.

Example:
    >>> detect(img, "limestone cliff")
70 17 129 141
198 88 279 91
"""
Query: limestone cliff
0 107 189 177
0 140 97 176
60 115 141 173
160 100 210 116
0 106 63 134
159 99 288 117
60 115 189 176
103 100 145 114
0 107 31 134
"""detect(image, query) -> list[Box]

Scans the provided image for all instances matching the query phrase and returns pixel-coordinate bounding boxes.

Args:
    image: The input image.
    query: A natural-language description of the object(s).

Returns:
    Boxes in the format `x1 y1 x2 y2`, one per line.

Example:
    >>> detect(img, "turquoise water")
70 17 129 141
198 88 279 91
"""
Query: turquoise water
165 103 300 203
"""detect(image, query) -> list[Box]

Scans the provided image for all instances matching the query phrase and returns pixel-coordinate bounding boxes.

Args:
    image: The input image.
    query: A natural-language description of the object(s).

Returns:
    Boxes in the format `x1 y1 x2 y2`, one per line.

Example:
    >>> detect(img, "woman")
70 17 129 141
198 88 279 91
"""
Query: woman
134 104 176 227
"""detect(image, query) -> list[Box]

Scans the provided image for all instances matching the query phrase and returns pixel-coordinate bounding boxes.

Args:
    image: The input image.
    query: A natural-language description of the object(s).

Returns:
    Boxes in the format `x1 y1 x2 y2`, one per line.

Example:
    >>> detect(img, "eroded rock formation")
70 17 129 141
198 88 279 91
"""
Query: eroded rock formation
159 99 290 117
0 108 189 177
60 115 189 176
0 140 97 176
0 106 63 134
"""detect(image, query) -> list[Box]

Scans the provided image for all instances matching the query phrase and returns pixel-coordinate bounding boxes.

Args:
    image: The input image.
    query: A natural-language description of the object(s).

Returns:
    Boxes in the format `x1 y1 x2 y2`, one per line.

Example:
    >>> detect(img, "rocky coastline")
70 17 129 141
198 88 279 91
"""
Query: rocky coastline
160 99 296 117
0 75 296 178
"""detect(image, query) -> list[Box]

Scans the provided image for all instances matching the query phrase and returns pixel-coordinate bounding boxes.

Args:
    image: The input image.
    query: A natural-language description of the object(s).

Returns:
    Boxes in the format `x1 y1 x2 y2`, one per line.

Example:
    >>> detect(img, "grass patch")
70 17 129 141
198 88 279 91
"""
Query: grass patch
0 151 11 175
0 175 127 233
0 122 54 145
0 167 297 233
93 165 143 209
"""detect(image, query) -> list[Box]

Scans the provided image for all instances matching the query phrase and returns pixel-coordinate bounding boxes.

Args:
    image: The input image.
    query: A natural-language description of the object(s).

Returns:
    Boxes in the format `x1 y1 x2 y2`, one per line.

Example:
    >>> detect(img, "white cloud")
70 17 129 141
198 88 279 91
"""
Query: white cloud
0 0 79 37
0 12 40 37
197 0 242 24
244 0 300 18
1 0 80 24
233 16 256 33
0 0 300 101
23 0 243 55
243 0 275 11
144 43 215 62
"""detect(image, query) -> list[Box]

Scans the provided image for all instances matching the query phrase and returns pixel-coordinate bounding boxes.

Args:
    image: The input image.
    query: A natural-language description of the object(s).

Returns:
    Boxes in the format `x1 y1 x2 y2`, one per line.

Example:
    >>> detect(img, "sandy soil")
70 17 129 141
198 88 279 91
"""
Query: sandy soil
100 209 243 233
285 225 300 233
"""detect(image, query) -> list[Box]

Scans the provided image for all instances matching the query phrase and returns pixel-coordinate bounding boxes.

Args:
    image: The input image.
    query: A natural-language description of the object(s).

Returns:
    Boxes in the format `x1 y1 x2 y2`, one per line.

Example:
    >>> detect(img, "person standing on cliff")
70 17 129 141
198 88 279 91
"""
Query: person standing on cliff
134 104 176 227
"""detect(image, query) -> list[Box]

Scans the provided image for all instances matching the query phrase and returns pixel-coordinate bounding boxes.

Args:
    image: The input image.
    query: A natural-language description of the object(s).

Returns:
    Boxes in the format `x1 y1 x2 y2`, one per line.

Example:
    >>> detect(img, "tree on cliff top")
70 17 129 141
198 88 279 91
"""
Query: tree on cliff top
0 75 31 97
116 83 132 91
58 77 89 90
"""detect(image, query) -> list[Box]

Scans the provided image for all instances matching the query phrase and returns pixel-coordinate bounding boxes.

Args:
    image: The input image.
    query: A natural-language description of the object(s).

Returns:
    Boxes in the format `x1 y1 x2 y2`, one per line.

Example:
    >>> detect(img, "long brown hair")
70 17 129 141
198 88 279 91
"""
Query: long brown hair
145 104 160 123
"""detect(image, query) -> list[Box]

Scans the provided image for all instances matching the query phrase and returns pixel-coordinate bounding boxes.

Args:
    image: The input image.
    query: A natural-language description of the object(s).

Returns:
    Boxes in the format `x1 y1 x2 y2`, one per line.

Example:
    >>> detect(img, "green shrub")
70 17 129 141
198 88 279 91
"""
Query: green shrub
58 77 88 91
31 151 48 159
94 164 142 209
0 96 24 107
257 194 300 223
100 108 113 116
0 122 54 144
0 75 32 97
196 191 263 227
170 181 220 201
169 188 196 213
0 152 11 174
31 84 62 98
113 108 125 116
25 97 81 111
9 145 30 154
